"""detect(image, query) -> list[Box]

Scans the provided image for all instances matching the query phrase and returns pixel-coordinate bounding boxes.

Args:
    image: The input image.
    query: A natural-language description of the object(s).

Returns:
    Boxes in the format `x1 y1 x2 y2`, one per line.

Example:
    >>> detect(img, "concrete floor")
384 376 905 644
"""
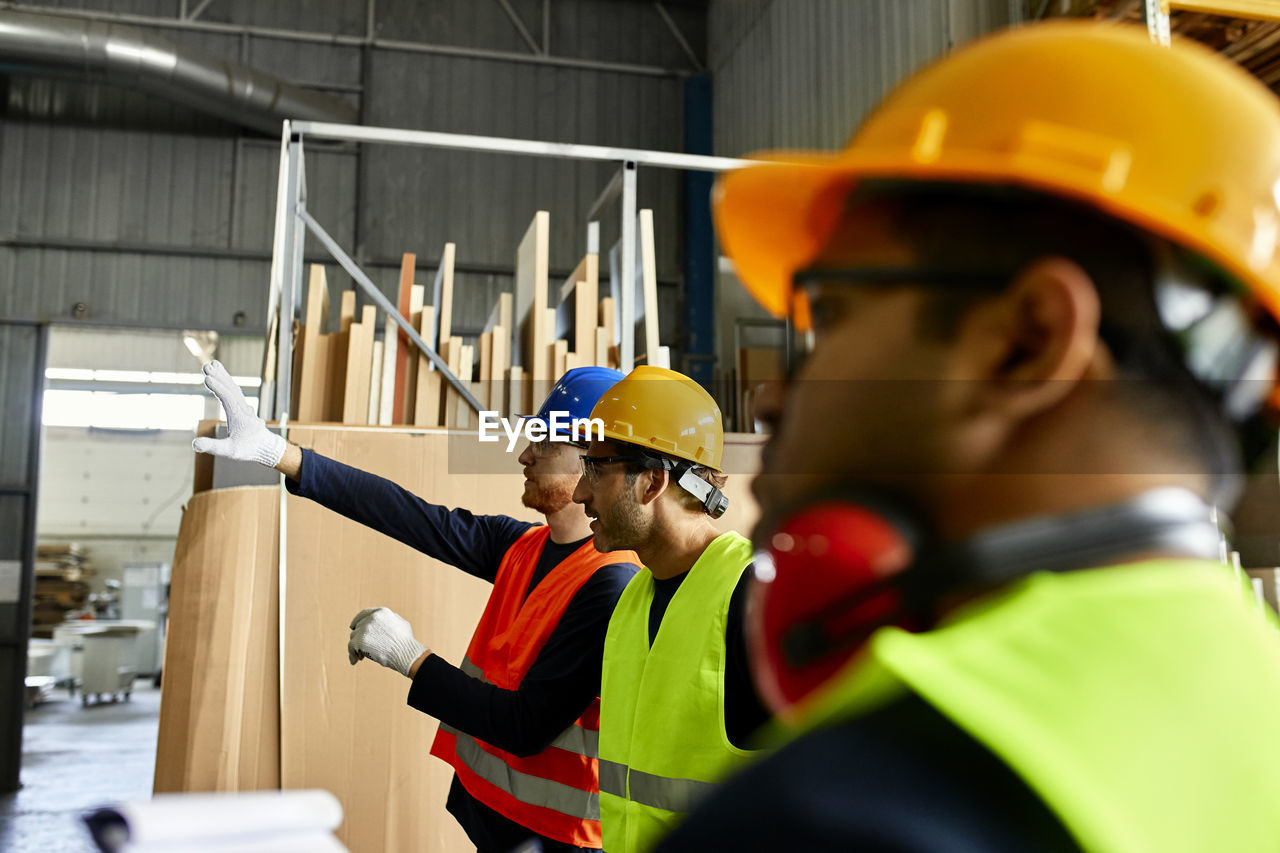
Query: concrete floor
0 682 160 852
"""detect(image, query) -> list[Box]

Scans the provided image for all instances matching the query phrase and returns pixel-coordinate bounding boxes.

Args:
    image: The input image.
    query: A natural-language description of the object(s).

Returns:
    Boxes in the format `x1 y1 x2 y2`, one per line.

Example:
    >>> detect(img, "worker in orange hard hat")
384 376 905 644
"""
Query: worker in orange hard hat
658 22 1280 852
571 365 769 853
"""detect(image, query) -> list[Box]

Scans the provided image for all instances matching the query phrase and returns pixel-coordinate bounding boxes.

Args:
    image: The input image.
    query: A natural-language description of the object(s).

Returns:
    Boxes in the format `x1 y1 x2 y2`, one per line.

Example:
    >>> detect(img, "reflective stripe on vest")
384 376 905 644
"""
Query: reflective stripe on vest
596 759 719 813
440 723 601 821
795 560 1280 853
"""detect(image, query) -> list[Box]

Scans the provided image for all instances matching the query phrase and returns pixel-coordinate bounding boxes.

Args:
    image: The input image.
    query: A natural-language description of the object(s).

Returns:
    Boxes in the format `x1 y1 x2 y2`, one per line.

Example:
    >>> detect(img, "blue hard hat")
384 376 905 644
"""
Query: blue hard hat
525 366 624 442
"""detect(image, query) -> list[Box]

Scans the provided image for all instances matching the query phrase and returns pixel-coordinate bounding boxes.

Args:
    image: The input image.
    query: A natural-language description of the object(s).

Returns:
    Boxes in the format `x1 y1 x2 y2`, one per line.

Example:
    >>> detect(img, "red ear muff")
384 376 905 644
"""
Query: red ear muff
747 499 917 721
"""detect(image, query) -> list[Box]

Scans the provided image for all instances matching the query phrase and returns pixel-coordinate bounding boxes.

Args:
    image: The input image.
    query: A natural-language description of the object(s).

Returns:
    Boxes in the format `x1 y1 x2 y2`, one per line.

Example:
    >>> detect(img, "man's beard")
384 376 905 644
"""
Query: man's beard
592 487 649 552
522 475 577 514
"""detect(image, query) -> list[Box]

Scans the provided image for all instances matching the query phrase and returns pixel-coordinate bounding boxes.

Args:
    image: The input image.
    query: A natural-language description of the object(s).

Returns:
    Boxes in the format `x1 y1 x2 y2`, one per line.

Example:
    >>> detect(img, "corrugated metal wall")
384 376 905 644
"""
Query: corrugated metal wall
0 0 704 343
706 0 1014 420
708 0 1015 156
0 321 45 790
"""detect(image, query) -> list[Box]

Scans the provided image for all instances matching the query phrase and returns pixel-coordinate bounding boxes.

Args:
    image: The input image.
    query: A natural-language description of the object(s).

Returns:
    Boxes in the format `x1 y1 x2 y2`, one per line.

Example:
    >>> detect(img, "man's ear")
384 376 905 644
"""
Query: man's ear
962 256 1102 419
637 468 672 507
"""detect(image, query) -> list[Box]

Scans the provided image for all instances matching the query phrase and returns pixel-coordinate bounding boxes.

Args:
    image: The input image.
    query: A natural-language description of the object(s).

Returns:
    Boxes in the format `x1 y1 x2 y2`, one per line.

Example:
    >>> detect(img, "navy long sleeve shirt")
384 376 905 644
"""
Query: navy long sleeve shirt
287 449 638 852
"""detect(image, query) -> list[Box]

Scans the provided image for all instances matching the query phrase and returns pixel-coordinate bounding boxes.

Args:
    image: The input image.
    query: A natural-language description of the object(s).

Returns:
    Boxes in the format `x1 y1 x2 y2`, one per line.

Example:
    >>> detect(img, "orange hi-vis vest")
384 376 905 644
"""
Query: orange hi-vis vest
430 525 637 847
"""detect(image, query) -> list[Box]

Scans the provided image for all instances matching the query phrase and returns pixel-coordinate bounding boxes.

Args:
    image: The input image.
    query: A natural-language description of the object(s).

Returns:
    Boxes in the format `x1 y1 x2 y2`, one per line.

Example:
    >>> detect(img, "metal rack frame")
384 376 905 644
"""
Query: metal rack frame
263 119 751 420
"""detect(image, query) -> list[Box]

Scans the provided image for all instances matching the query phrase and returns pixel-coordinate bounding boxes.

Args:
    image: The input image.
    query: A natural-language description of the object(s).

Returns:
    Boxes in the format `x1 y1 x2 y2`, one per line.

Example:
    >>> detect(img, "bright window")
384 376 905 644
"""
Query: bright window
42 390 257 430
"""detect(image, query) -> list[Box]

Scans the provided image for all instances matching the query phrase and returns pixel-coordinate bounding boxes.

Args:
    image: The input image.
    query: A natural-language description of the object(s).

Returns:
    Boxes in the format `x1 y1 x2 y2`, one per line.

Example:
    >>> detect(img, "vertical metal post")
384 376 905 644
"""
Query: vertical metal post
0 321 47 793
1144 0 1171 46
288 140 309 396
274 132 305 418
682 75 715 390
620 160 638 371
262 122 291 419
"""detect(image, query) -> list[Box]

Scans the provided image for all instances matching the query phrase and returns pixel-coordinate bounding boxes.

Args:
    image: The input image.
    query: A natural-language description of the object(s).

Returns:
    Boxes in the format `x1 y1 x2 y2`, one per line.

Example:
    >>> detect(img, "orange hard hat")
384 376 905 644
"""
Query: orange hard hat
713 21 1280 330
589 365 725 471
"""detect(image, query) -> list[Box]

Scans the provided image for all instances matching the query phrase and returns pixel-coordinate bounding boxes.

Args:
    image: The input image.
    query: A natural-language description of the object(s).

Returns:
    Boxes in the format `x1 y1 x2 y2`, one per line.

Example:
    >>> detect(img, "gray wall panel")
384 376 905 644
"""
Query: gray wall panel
0 325 39 487
710 0 1014 156
0 248 270 332
1 0 694 341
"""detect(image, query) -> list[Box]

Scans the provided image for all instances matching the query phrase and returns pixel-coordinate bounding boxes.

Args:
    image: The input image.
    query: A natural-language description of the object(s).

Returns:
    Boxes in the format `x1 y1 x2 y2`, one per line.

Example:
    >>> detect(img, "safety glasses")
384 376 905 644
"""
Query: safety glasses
578 453 671 482
785 265 1012 377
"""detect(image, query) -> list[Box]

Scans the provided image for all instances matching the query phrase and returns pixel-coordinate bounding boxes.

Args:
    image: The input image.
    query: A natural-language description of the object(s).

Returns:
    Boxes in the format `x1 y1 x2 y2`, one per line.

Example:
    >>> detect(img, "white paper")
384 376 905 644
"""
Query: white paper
126 830 347 853
141 589 159 610
114 790 343 846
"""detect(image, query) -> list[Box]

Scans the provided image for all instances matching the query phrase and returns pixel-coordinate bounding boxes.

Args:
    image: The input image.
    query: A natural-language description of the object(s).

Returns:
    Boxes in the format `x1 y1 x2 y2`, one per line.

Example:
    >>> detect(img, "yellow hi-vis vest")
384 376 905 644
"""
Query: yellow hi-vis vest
598 531 755 853
794 560 1280 853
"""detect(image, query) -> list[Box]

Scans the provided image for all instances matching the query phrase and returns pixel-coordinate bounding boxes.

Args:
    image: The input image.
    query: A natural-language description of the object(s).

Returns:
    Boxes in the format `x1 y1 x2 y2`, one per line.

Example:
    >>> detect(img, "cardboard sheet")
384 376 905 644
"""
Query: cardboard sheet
281 429 536 852
155 486 280 793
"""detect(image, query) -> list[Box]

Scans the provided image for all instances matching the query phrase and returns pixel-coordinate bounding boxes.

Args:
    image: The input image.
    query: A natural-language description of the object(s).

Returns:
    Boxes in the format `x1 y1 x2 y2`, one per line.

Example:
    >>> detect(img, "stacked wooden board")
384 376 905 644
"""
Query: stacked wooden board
287 210 664 426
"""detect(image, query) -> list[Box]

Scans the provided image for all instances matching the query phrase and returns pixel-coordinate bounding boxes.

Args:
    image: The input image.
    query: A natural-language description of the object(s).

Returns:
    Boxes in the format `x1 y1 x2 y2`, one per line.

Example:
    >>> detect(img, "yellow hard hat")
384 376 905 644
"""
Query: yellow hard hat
714 21 1280 329
590 365 725 471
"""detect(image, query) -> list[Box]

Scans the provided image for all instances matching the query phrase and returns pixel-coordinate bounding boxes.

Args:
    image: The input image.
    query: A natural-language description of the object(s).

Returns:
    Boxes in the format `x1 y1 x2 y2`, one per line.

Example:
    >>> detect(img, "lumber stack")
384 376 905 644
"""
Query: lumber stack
32 543 94 635
286 210 661 425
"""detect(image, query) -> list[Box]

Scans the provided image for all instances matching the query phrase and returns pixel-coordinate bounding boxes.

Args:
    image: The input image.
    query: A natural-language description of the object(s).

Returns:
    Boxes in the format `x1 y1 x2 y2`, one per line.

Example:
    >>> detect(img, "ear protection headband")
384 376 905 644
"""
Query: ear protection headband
747 487 1223 720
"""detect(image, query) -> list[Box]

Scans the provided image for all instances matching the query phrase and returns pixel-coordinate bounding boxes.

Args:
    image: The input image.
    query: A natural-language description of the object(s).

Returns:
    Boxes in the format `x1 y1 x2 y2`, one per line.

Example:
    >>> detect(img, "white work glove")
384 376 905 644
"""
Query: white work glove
348 607 428 678
191 360 287 468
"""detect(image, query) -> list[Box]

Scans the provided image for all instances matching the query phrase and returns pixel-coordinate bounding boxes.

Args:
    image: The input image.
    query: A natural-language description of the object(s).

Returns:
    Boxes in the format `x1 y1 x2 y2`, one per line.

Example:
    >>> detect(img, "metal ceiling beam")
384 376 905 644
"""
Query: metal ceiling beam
494 0 541 54
0 1 690 77
185 0 216 22
654 2 704 71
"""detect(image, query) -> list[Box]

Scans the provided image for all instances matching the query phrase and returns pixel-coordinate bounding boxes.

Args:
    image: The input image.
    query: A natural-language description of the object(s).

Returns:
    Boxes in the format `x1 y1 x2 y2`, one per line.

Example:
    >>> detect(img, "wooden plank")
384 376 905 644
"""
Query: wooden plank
432 243 456 347
325 290 357 422
392 254 416 425
598 297 617 368
556 254 598 365
402 284 425 423
342 305 376 424
440 339 460 429
490 327 508 418
298 264 331 421
595 328 611 369
414 306 441 427
638 209 661 367
368 340 383 426
484 292 514 340
479 332 493 411
552 339 568 383
457 344 475 429
515 211 550 379
289 321 303 418
506 365 524 420
379 316 397 426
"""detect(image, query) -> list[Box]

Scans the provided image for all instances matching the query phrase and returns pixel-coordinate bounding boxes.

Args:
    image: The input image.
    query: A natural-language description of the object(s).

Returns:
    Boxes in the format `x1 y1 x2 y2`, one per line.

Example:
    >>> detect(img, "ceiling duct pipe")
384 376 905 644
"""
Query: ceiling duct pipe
0 9 358 134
